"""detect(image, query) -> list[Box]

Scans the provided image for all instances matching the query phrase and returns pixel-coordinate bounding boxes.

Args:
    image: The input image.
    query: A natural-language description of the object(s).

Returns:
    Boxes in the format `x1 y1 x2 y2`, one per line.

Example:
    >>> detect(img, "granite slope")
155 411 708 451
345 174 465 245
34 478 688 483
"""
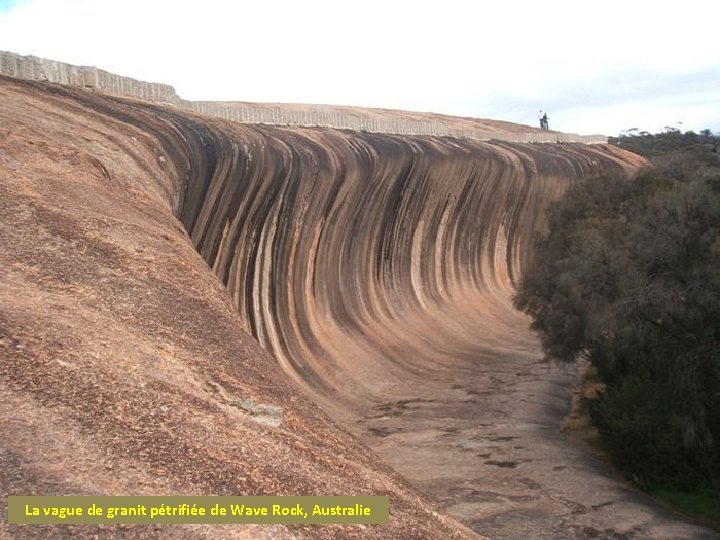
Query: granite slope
2 74 715 539
0 76 475 539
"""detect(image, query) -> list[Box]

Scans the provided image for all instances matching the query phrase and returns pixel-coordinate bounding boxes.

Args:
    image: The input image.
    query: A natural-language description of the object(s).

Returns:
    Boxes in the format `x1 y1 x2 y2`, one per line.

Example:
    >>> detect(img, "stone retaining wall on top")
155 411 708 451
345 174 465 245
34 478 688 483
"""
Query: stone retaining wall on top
0 50 607 144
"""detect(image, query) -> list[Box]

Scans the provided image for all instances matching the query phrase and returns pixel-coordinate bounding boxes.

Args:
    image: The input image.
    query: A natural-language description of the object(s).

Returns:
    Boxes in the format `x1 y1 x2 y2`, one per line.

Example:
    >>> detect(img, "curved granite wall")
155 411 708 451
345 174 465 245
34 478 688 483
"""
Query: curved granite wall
168 120 635 410
0 75 479 539
6 73 707 540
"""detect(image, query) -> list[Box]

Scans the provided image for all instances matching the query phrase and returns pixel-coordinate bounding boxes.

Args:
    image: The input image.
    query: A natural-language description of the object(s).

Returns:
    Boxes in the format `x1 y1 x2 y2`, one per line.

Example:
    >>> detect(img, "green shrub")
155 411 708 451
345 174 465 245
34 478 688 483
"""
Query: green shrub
515 129 720 493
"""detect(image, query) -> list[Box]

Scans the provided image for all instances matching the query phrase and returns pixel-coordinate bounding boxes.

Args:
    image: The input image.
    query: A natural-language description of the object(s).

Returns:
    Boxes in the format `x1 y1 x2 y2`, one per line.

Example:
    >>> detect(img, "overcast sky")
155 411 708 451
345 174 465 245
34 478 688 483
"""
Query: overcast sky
1 0 718 136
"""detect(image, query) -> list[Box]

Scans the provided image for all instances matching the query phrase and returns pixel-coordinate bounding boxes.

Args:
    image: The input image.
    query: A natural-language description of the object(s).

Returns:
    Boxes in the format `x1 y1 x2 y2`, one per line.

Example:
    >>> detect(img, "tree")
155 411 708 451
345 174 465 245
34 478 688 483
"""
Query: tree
515 130 720 491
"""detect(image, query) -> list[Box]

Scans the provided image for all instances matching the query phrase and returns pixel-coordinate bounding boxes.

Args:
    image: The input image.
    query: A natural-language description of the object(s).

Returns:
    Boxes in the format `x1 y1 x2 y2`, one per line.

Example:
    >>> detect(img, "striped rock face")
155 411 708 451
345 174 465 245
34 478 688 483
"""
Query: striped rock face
1 73 712 539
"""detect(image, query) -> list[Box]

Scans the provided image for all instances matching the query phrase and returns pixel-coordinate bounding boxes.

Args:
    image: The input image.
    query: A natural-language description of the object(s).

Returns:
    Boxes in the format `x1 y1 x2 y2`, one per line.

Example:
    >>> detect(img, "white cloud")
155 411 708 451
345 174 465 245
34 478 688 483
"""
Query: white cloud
1 0 719 135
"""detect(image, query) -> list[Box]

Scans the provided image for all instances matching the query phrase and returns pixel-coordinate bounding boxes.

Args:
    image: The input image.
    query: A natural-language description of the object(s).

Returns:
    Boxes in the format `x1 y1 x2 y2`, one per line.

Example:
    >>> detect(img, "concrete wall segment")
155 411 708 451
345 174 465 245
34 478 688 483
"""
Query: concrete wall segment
0 50 607 144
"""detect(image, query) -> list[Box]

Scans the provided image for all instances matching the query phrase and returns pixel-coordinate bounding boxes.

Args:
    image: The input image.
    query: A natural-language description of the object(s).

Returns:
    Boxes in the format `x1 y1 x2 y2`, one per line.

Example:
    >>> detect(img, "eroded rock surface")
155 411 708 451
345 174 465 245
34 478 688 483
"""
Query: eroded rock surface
1 72 715 539
0 76 474 539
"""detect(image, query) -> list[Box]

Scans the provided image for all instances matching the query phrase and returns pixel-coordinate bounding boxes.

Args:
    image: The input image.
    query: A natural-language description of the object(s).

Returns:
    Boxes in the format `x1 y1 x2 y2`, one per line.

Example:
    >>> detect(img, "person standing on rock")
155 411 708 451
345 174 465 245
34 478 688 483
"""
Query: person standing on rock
539 110 549 130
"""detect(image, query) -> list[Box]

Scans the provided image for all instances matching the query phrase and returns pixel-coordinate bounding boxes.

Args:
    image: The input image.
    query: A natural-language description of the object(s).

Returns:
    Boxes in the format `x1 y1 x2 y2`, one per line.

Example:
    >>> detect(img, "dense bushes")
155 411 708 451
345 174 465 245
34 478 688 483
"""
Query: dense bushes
514 130 720 492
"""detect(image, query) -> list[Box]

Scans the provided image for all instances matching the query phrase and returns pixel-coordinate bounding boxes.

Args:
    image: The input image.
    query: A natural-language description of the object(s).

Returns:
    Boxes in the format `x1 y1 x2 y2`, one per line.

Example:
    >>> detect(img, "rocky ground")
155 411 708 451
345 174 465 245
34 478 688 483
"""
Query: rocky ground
0 72 715 539
0 76 474 539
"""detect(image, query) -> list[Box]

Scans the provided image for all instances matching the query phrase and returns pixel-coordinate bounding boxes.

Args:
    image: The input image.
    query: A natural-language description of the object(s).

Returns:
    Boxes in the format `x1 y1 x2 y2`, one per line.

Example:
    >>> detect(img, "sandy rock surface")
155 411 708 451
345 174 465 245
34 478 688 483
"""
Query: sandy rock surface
0 72 715 539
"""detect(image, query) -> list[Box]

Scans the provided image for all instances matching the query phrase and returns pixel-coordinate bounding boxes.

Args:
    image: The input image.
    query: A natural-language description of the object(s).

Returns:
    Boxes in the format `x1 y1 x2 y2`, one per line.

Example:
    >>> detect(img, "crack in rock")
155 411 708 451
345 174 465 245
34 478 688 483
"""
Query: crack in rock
206 379 283 428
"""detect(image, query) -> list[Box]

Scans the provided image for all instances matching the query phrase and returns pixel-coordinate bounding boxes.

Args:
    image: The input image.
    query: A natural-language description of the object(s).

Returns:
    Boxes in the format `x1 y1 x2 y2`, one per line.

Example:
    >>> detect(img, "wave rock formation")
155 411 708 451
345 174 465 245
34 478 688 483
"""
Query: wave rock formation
1 62 714 539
